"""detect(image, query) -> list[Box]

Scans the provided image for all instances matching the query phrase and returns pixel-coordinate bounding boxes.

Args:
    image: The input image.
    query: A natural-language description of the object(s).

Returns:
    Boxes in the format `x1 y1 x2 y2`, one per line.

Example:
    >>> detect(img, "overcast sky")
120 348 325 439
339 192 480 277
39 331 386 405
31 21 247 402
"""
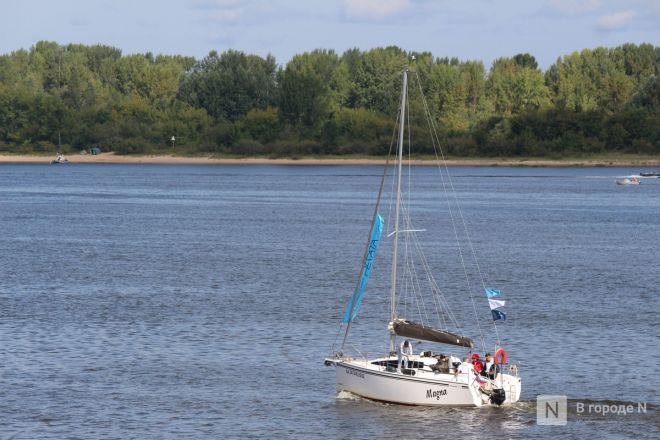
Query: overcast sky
1 0 659 69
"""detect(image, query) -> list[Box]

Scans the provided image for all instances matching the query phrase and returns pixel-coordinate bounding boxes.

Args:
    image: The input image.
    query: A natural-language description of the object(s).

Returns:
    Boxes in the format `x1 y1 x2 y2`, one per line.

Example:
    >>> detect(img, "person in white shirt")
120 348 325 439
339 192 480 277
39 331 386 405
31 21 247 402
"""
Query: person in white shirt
456 357 472 376
481 353 499 379
398 339 413 371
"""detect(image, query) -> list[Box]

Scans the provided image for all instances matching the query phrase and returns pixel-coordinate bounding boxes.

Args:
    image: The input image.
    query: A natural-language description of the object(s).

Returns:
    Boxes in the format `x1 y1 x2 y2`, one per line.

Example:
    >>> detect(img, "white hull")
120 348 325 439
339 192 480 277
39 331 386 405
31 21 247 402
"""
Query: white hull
332 356 521 407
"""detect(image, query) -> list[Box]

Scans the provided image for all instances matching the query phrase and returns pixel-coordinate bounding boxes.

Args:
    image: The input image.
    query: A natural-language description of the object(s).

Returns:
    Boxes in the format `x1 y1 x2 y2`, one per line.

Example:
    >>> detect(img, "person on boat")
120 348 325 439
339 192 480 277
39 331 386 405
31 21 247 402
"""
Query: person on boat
455 356 472 376
449 355 462 373
471 353 485 373
430 354 449 373
481 353 499 379
398 339 413 370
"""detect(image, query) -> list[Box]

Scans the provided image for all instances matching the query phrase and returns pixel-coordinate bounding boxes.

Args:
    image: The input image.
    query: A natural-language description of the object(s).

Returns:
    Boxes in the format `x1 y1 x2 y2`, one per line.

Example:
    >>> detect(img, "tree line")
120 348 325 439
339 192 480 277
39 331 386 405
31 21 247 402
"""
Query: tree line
0 41 658 157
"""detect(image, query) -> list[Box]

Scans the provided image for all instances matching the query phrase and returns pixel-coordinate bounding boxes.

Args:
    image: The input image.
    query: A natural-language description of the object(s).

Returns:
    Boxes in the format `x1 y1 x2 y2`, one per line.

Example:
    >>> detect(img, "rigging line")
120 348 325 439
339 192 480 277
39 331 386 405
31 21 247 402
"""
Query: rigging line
410 251 431 328
405 212 433 327
422 94 502 349
426 113 489 353
402 211 446 327
335 111 398 353
404 209 428 328
402 81 434 329
385 111 402 238
400 207 411 319
407 162 467 331
400 215 446 334
411 72 487 352
401 211 424 326
413 71 498 348
403 77 465 336
413 235 452 331
402 256 417 324
401 209 430 326
339 156 390 351
401 209 420 323
409 225 462 332
411 73 481 331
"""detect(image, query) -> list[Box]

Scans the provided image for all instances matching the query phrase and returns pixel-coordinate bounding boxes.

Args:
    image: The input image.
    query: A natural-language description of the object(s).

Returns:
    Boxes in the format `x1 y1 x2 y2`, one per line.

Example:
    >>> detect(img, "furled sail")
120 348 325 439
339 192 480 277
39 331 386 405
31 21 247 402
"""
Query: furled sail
389 318 474 348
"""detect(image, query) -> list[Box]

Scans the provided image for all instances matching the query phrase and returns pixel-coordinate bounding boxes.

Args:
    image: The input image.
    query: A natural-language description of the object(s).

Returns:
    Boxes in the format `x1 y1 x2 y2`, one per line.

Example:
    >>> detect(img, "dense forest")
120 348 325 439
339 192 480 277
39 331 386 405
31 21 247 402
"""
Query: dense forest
0 41 659 157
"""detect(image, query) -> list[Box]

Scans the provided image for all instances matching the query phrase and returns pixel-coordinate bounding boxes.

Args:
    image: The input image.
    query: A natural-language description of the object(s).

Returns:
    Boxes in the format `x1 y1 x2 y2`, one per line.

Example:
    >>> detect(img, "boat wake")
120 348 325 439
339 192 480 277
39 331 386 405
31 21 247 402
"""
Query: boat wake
336 390 362 401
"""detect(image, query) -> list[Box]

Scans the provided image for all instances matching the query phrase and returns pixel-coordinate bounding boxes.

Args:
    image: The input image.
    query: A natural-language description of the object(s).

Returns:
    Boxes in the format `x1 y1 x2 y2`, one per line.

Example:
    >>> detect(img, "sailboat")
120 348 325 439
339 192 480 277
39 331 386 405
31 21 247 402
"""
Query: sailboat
50 131 69 164
324 65 522 407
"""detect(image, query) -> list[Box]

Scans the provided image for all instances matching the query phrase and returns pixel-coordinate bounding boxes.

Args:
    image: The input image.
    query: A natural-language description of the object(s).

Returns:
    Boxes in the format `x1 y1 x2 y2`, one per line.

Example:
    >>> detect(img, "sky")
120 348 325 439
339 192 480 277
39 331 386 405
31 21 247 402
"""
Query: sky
1 0 659 69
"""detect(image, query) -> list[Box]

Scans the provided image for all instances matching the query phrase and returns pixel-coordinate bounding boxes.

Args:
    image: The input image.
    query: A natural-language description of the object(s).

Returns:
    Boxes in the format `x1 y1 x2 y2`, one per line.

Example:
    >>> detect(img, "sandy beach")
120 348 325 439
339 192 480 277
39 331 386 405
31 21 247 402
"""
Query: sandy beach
1 152 659 167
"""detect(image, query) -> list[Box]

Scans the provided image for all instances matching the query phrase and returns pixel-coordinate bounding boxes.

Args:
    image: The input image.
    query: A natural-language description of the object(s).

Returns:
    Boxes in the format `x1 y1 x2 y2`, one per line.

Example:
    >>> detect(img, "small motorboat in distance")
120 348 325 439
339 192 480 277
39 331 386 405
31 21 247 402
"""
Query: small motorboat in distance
51 153 69 164
616 177 640 185
639 172 660 177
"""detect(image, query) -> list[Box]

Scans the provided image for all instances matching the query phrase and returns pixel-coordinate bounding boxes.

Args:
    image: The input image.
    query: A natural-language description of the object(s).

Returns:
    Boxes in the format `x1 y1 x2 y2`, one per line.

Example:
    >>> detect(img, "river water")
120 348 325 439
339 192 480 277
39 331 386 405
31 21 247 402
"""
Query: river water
0 164 658 439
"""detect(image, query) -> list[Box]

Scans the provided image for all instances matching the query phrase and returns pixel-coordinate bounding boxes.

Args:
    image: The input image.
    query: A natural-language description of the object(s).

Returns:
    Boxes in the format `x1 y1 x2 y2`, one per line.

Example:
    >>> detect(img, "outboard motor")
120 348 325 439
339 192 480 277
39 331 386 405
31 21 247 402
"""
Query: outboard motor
490 388 506 406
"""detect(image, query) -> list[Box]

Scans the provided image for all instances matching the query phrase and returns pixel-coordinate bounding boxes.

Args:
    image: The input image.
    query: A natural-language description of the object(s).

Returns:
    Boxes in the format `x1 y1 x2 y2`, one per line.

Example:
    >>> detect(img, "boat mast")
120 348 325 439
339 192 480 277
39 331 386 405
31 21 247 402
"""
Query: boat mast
389 69 407 353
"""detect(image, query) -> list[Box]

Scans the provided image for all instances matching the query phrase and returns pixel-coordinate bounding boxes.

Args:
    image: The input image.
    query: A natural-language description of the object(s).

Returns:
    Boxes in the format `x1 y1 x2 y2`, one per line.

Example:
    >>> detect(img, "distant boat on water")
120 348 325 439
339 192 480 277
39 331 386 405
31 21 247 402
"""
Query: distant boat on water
51 153 69 164
639 172 660 177
50 131 69 164
616 177 640 186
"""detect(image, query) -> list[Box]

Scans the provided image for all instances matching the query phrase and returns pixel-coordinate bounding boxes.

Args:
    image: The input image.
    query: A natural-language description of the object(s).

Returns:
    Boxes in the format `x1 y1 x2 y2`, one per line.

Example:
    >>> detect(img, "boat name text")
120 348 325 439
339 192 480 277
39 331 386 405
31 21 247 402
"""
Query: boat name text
346 368 365 379
426 389 448 400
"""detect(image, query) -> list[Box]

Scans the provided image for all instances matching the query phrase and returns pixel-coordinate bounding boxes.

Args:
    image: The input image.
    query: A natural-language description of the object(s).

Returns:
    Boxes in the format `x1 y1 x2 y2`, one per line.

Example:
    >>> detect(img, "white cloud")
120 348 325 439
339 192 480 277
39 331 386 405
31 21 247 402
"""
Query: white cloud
597 9 636 30
343 0 410 20
547 0 601 15
190 0 243 22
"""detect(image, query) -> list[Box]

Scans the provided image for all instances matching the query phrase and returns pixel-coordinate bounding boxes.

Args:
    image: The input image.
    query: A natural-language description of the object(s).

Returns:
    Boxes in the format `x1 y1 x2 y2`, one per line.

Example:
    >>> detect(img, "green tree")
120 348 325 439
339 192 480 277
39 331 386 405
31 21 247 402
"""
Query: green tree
348 46 408 115
242 107 280 144
513 53 538 70
279 49 347 129
178 50 277 121
487 58 549 115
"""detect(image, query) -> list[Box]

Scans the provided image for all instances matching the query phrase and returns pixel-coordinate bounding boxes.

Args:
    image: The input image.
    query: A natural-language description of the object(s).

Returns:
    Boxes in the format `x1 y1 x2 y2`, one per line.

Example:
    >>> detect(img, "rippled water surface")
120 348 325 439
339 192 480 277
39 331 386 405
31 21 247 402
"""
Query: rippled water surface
1 164 658 439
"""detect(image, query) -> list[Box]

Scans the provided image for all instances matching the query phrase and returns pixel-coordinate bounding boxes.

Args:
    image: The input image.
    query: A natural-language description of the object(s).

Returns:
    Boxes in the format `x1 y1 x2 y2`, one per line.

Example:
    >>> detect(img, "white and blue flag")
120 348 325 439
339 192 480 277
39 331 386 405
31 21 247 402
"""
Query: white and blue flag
485 288 507 321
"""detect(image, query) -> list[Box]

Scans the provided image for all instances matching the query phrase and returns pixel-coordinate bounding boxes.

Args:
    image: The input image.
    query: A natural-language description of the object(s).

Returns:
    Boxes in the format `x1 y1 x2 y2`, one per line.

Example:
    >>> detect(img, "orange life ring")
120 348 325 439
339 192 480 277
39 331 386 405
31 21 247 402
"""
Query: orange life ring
494 348 508 365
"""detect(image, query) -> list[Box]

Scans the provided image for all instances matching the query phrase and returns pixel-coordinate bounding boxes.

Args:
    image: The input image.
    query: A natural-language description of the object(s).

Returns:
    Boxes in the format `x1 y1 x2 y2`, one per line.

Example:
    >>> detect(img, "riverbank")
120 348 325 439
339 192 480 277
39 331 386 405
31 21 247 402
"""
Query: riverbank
1 153 659 167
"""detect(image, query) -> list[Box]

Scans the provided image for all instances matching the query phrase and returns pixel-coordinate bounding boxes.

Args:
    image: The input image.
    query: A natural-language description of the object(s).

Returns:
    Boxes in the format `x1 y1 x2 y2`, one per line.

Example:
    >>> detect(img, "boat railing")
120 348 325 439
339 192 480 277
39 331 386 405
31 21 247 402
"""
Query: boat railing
345 344 369 366
507 363 520 377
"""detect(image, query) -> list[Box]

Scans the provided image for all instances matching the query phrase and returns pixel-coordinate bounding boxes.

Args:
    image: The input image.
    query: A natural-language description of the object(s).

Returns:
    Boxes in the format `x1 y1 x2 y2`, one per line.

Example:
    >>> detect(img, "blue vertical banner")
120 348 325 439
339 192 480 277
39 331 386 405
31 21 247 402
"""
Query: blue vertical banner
343 214 385 323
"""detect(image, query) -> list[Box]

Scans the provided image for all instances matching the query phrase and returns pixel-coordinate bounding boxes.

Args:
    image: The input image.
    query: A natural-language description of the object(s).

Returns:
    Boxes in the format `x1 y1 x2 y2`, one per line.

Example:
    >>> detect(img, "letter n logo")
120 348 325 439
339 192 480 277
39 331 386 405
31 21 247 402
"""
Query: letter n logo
536 395 567 425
